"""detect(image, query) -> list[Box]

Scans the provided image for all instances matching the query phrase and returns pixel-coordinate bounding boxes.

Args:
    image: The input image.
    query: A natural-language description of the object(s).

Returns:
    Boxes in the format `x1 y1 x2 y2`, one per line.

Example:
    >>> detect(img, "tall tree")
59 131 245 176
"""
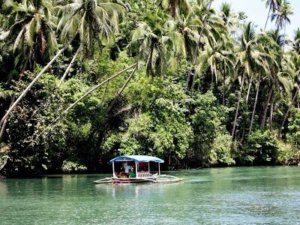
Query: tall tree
271 0 293 43
157 0 191 19
0 0 124 132
263 0 281 30
0 0 57 71
232 23 271 138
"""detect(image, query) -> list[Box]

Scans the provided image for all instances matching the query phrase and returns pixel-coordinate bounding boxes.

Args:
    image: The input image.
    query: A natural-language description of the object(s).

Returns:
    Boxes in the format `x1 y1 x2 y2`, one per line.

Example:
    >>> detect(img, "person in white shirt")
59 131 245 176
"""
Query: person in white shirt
122 162 131 177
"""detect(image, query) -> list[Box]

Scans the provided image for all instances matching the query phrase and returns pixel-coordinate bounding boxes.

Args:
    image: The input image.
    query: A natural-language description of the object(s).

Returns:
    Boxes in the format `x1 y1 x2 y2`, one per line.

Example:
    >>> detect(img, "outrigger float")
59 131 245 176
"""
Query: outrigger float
94 155 182 184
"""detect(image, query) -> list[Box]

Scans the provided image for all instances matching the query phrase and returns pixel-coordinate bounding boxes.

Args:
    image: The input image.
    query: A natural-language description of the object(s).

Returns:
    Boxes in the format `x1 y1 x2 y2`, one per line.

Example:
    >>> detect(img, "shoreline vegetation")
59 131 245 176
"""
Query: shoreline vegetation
0 0 299 178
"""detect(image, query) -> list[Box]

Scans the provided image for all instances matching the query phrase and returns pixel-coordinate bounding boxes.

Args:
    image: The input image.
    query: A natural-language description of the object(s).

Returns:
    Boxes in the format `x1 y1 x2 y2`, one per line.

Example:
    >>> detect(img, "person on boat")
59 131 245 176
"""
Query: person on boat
129 165 135 178
123 162 131 177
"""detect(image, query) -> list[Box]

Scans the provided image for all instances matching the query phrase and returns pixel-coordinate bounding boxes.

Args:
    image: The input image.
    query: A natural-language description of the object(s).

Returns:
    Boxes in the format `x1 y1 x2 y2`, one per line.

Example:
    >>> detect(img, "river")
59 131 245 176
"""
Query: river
0 167 300 225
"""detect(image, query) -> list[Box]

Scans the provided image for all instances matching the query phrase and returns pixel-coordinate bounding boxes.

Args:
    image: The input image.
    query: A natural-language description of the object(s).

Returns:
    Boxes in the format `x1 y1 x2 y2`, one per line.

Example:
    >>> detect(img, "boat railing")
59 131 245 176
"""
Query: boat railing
137 172 151 178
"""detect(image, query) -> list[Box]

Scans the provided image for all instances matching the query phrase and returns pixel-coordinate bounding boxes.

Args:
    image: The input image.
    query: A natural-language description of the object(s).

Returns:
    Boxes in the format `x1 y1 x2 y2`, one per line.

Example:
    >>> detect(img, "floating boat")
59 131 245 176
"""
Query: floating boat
94 155 182 184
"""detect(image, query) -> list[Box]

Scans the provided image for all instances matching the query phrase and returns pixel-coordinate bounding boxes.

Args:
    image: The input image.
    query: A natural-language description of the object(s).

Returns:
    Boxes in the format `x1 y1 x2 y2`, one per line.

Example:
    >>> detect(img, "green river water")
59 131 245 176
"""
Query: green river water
0 167 300 225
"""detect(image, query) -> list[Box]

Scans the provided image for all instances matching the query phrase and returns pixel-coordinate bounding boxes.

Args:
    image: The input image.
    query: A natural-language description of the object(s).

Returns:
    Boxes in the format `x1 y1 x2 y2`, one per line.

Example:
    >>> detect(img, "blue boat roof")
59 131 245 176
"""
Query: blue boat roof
110 155 164 163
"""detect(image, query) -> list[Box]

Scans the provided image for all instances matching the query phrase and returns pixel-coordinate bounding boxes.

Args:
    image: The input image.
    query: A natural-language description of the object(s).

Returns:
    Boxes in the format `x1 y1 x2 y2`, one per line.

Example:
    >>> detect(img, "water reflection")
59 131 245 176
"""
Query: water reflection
0 180 8 196
95 182 183 199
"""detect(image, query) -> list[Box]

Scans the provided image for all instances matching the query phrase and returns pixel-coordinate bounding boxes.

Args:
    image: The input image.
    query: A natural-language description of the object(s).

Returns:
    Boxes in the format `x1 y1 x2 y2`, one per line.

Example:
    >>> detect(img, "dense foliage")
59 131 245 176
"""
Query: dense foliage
0 0 299 177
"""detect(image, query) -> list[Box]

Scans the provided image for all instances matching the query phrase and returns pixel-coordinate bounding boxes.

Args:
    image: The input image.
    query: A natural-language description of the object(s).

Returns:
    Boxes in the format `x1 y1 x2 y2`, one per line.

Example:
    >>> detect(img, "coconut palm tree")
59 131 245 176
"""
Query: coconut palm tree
129 9 185 76
0 0 57 71
57 0 124 57
232 23 272 138
271 0 293 37
156 0 191 19
262 0 281 30
56 0 124 83
187 1 228 90
0 0 124 131
0 0 61 138
292 28 300 54
280 53 300 134
196 42 234 101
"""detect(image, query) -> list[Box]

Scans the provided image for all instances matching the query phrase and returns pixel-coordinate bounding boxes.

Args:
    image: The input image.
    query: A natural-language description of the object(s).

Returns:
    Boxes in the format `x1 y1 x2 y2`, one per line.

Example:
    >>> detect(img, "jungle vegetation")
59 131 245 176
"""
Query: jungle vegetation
0 0 299 177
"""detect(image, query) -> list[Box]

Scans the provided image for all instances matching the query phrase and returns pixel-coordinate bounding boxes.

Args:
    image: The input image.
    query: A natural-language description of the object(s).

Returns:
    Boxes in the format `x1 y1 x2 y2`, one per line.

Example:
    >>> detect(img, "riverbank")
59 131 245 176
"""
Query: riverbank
1 164 300 179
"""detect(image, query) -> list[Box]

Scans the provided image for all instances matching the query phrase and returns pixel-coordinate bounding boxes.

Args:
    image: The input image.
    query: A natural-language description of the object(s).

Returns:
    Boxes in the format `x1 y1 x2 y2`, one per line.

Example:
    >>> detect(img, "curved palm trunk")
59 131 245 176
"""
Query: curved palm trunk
280 87 299 135
99 65 138 147
0 46 68 128
269 100 274 131
232 74 245 139
62 64 137 115
107 65 138 113
0 115 9 142
190 0 213 91
34 64 137 139
264 7 272 31
59 46 82 86
222 70 226 105
246 76 253 104
249 76 261 135
261 88 273 129
171 0 178 19
0 62 28 142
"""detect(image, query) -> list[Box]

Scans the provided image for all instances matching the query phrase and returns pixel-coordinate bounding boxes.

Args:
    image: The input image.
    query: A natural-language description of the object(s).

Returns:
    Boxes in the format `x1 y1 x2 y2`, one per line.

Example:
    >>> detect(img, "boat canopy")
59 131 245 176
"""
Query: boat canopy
110 155 164 163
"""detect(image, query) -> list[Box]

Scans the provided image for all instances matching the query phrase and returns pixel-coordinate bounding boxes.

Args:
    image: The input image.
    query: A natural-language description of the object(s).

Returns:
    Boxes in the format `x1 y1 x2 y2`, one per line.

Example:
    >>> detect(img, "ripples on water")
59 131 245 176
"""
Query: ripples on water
0 167 300 225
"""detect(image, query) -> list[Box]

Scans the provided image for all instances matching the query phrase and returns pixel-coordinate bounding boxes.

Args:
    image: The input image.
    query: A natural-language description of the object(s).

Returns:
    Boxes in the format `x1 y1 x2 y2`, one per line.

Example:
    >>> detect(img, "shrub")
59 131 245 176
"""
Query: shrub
62 161 87 173
241 130 278 165
210 133 235 166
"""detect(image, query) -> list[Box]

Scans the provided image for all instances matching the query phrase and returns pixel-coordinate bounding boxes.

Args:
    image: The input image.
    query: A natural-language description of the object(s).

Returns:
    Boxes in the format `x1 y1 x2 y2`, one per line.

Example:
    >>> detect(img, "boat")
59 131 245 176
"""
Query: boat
94 155 182 184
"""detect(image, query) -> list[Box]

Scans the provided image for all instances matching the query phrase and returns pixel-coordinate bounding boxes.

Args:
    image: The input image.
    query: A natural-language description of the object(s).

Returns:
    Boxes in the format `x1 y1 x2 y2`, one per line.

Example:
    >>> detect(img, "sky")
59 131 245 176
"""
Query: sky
212 0 300 39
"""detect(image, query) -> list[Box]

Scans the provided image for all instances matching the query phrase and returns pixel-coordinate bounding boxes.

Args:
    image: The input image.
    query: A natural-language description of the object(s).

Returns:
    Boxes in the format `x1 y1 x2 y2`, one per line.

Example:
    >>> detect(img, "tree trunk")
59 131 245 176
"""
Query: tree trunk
246 76 253 104
59 64 137 121
107 65 137 113
261 88 273 129
249 76 261 135
59 46 82 86
280 88 299 135
0 116 8 142
231 74 245 139
171 0 178 19
264 7 271 31
0 46 68 128
63 64 137 115
222 68 226 105
269 99 274 131
0 61 28 141
34 63 137 139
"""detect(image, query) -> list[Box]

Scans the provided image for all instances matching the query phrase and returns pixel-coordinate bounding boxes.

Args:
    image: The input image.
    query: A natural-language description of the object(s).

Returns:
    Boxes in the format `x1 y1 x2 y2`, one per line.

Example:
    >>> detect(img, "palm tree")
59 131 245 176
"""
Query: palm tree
129 9 185 76
196 42 234 102
271 0 293 39
293 28 300 54
57 0 124 83
232 23 271 138
0 0 124 131
187 1 228 90
0 0 57 71
280 53 300 134
0 0 61 139
220 2 237 29
259 30 284 129
263 0 281 30
57 0 123 57
157 0 191 19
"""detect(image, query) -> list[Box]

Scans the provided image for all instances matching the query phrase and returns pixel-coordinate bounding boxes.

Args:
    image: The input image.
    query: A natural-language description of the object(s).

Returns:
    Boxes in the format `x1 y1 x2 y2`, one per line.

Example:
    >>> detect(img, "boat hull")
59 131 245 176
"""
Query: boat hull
93 175 183 184
112 177 154 184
